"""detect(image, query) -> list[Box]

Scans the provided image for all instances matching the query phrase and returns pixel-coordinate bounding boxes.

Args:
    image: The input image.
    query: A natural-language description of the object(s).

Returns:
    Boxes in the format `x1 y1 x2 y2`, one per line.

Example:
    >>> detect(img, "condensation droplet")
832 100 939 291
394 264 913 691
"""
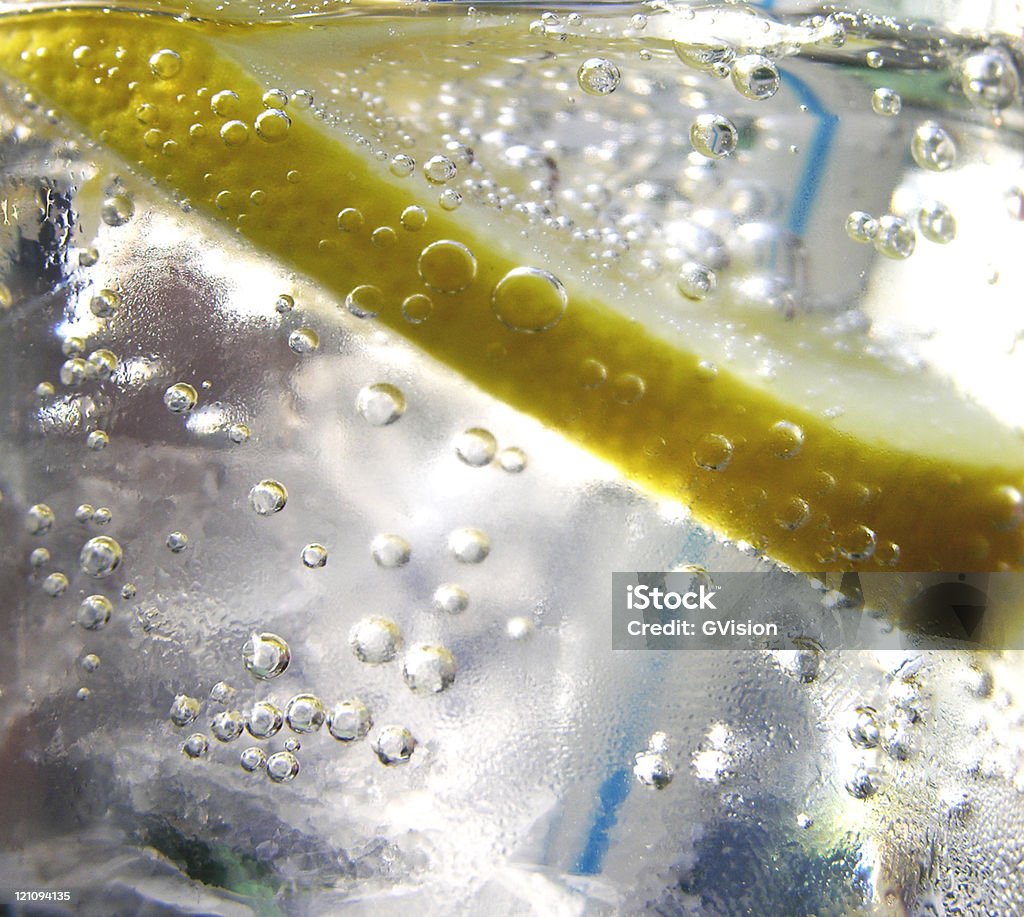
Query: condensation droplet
349 615 403 664
577 57 621 95
249 479 287 515
356 382 406 425
455 427 497 467
79 535 122 577
418 240 477 293
492 267 567 332
242 632 290 679
448 527 490 563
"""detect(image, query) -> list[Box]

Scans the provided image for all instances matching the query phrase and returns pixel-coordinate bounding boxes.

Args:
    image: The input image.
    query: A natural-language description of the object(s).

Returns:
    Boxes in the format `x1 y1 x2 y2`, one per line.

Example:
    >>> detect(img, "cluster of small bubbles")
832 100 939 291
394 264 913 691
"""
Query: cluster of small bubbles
356 382 406 425
871 87 902 116
911 122 957 171
455 427 497 466
327 699 373 742
498 447 527 473
210 681 236 704
42 572 68 597
846 211 878 243
677 262 716 301
769 420 804 459
848 706 880 748
26 503 55 536
121 583 136 600
424 155 457 184
239 746 267 772
373 725 416 765
506 616 535 640
275 293 295 313
89 289 120 318
345 283 382 318
249 479 288 515
81 653 100 673
283 737 301 753
169 694 201 727
182 734 209 759
242 632 290 680
29 547 50 568
101 194 134 227
88 349 117 379
401 293 432 324
577 57 621 95
918 201 956 243
337 208 364 232
693 433 734 471
77 594 112 630
255 109 291 143
838 524 877 561
846 765 879 799
389 154 416 178
418 240 477 293
492 267 568 332
266 750 300 782
246 700 284 738
148 48 182 79
448 527 491 563
433 583 469 615
772 638 823 682
731 55 779 100
75 503 95 523
60 358 87 387
220 120 249 147
349 616 403 664
226 422 250 444
301 543 328 568
166 531 189 553
873 215 916 259
211 710 245 742
288 327 319 355
164 382 198 414
960 47 1020 110
402 644 457 694
370 533 411 568
79 535 122 577
210 90 240 117
865 50 884 69
286 694 326 733
690 114 738 159
438 188 462 211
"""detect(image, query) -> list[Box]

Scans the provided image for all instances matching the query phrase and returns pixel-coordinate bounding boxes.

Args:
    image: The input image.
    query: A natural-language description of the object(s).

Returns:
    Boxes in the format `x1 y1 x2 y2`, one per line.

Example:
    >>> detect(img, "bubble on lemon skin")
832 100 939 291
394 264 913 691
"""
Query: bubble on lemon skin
182 734 209 759
731 54 779 100
438 189 462 211
328 699 372 742
164 382 198 414
219 119 249 147
210 90 240 117
373 725 416 765
871 87 902 116
356 383 406 426
390 153 415 178
911 122 957 171
79 535 122 578
498 447 528 473
166 531 189 553
240 746 267 772
210 709 245 742
349 616 403 664
345 283 382 318
418 240 477 294
677 262 716 301
776 496 810 530
424 155 457 185
148 48 182 79
769 420 804 458
448 527 491 564
301 543 327 568
401 293 432 324
285 694 326 733
246 700 284 738
264 750 299 782
169 694 201 727
991 485 1024 531
26 503 55 535
274 293 295 314
42 572 68 597
838 524 877 561
577 57 621 95
691 114 738 159
492 267 568 333
433 583 469 615
288 327 319 355
371 533 411 568
693 434 733 472
611 373 645 405
873 215 916 259
918 201 956 244
77 594 112 630
89 288 120 318
101 194 134 227
254 109 290 143
455 427 497 467
960 48 1020 110
337 208 364 233
402 644 457 694
242 632 290 680
400 206 427 232
249 479 287 515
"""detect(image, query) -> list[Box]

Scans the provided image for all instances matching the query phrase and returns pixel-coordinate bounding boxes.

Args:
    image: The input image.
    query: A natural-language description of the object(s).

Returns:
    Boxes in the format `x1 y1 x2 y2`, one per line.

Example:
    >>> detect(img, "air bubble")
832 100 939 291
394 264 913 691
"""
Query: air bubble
371 533 411 568
498 447 528 473
776 497 810 530
433 583 469 615
285 694 326 733
845 766 878 799
694 433 733 471
769 420 804 458
170 694 200 727
337 208 364 232
866 50 883 69
262 88 289 109
345 284 383 318
611 373 645 405
492 267 567 332
871 87 901 116
227 423 250 444
60 359 87 387
81 654 100 673
240 747 267 772
846 211 878 243
579 359 607 389
438 189 462 211
87 349 117 380
960 48 1019 110
254 109 290 143
283 738 300 753
246 700 284 737
29 547 50 568
211 710 245 742
164 382 197 413
373 725 416 765
148 49 182 79
210 90 240 117
301 543 327 568
390 154 415 178
418 240 477 293
242 632 290 679
77 595 112 630
577 57 621 95
690 114 737 159
219 120 248 146
182 734 209 759
249 479 287 515
266 751 300 782
677 262 716 301
166 531 189 553
26 503 55 535
288 327 319 354
848 706 880 748
400 206 427 231
873 215 916 259
79 535 123 577
75 504 95 523
424 155 457 184
89 288 120 318
731 55 779 100
634 750 674 788
455 427 497 466
349 616 403 664
275 294 295 313
401 293 432 324
42 572 68 597
402 644 457 694
838 524 877 561
918 201 956 243
911 122 956 171
448 527 491 563
210 682 236 704
356 383 406 425
291 89 314 109
327 699 372 742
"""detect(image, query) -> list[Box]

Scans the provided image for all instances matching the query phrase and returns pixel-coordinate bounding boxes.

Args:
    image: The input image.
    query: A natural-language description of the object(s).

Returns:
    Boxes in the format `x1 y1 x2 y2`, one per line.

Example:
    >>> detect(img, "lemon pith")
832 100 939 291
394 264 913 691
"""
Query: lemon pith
2 9 1022 572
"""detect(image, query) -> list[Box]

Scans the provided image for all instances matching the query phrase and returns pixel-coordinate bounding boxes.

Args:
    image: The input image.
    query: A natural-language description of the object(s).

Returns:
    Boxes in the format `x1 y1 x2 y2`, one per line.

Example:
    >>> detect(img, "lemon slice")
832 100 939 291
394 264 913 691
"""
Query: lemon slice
1 8 1022 572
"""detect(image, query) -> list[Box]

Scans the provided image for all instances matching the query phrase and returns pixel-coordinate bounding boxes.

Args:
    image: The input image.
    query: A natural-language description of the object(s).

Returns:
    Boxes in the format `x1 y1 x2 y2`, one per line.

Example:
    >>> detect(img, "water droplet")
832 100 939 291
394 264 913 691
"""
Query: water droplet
285 694 325 733
401 293 432 324
438 189 463 211
249 479 287 515
89 288 120 318
227 422 250 444
372 725 416 765
211 709 245 742
634 750 674 788
242 632 290 679
337 208 364 232
26 503 55 535
219 119 248 146
79 535 123 577
402 644 457 694
349 615 403 664
288 327 319 354
149 48 182 79
210 681 236 704
455 427 497 466
911 121 956 171
498 447 527 473
448 527 491 563
356 382 406 425
164 382 198 414
677 262 716 301
577 57 621 95
690 114 738 159
81 653 100 673
960 48 1019 110
433 583 469 615
418 240 477 293
845 765 878 799
254 109 290 143
846 211 878 243
838 524 877 561
579 358 607 389
77 594 112 630
345 283 383 318
29 547 50 568
769 420 804 458
390 153 415 178
101 195 134 227
210 90 240 117
873 214 916 259
918 200 956 243
370 533 411 568
240 746 267 771
246 700 284 737
865 50 883 69
182 734 209 758
871 87 901 116
170 694 201 727
301 543 327 568
693 433 733 471
492 266 567 332
424 154 457 184
166 531 189 553
328 699 373 742
731 54 779 100
42 572 68 597
266 751 300 782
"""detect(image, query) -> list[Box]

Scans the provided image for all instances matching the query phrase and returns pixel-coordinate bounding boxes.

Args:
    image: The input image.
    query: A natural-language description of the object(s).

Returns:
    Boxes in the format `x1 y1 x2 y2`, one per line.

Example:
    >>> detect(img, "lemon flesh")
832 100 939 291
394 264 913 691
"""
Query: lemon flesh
1 9 1022 572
